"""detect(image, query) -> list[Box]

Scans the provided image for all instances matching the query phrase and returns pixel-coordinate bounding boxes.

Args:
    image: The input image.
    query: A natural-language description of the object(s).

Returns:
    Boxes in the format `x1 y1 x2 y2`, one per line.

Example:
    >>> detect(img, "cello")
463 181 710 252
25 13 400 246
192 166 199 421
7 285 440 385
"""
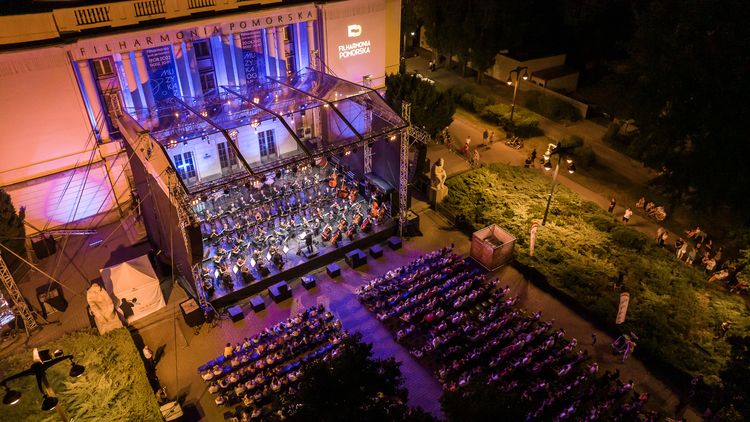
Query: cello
329 169 338 189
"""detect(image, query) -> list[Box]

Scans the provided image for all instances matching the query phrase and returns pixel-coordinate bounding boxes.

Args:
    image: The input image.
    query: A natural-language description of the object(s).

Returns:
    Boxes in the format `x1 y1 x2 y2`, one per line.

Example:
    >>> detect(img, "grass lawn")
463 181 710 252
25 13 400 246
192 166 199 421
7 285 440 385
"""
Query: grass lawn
441 163 749 384
0 328 161 421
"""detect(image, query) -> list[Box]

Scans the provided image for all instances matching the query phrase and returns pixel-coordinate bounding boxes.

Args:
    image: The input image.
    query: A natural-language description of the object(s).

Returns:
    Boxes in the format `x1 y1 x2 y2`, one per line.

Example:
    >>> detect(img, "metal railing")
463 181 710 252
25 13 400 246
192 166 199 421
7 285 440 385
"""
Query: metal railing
73 5 111 26
134 0 165 17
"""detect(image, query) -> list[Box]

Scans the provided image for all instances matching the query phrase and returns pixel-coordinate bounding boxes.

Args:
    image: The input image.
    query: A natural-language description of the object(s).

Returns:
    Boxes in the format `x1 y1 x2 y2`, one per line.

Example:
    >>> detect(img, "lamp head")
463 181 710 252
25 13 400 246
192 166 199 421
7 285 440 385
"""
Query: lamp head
41 395 58 411
2 386 21 406
69 361 85 378
543 161 553 171
568 163 576 174
506 77 512 86
522 70 529 81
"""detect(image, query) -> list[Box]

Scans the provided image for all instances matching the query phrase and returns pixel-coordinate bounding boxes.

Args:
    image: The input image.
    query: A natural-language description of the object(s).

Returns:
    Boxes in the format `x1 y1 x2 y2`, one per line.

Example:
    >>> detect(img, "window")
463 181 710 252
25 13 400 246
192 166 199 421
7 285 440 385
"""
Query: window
199 71 217 94
283 26 292 42
92 58 114 77
285 55 296 74
217 141 238 169
193 40 212 59
258 129 276 158
173 151 197 180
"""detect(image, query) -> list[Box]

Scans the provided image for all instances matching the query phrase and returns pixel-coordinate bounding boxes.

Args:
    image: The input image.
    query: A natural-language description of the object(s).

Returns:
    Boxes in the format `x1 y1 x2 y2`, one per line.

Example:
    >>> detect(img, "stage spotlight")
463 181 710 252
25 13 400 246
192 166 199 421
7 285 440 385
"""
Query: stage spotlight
41 395 58 411
167 138 177 149
3 386 21 405
389 134 397 141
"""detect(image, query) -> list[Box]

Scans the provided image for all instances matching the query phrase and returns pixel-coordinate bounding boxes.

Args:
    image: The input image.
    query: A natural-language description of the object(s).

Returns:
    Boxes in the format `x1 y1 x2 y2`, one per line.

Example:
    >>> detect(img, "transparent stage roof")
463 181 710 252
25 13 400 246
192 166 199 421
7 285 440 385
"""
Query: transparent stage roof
126 69 406 194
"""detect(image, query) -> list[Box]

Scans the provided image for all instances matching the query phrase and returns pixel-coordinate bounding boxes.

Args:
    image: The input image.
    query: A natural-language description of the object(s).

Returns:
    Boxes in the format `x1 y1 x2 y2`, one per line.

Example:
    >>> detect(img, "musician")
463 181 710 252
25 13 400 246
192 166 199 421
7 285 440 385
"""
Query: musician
346 222 357 239
209 227 219 239
220 265 233 288
202 277 215 296
321 224 333 242
337 217 348 232
328 169 338 191
360 216 373 233
338 179 349 199
348 187 358 204
240 266 253 283
352 211 363 226
370 201 380 218
255 209 264 223
237 256 246 268
271 246 284 269
305 230 314 254
231 244 240 256
330 229 342 247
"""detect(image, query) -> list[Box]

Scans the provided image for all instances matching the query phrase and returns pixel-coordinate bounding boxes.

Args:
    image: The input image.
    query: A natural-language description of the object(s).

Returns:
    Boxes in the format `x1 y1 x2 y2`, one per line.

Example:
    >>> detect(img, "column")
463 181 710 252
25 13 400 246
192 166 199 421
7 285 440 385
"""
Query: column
276 26 287 76
185 42 203 97
222 35 239 87
133 50 156 110
232 33 246 87
210 35 230 87
265 27 277 77
172 42 194 97
120 52 144 109
76 60 110 141
307 21 316 71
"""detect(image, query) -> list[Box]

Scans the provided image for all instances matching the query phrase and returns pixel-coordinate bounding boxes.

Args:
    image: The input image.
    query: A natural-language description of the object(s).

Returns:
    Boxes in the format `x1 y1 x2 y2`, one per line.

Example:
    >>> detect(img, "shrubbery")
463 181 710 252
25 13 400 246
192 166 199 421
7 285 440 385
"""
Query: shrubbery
481 104 542 138
440 164 749 387
0 328 161 421
523 90 582 122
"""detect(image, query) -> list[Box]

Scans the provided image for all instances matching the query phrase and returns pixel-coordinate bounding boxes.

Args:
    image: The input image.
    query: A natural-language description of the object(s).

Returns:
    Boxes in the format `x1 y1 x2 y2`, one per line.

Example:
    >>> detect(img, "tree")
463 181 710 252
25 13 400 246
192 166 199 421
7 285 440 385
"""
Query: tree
440 378 530 421
280 333 436 422
415 0 466 69
0 189 26 276
717 335 750 420
385 72 455 138
624 0 750 217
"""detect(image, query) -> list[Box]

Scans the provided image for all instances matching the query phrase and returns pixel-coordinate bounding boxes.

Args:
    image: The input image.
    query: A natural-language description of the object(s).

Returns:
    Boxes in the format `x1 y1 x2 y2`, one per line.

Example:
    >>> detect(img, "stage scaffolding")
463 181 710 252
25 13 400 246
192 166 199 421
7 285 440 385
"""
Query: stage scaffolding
116 68 407 309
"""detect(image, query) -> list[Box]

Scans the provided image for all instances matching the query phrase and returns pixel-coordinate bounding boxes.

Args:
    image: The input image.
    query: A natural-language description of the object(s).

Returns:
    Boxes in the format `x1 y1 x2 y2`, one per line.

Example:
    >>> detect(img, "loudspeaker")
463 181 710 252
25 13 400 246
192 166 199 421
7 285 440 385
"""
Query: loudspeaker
180 298 205 327
187 223 204 265
31 235 57 259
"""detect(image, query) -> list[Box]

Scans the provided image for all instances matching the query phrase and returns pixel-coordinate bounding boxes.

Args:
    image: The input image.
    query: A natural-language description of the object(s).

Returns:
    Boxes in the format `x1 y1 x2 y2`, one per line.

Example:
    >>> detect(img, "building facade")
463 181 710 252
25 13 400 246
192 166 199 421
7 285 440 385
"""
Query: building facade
0 0 400 235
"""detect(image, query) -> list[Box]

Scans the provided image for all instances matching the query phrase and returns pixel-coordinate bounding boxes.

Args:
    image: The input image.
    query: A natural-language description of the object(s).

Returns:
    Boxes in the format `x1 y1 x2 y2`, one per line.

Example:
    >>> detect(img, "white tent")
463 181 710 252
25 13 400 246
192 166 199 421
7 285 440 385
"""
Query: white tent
100 255 165 323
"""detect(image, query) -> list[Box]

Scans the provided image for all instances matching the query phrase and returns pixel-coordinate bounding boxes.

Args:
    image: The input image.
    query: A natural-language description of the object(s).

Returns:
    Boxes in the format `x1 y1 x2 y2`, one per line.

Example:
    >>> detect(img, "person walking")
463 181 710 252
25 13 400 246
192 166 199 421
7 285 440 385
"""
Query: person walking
608 197 616 213
677 240 688 260
621 338 636 363
591 333 597 346
472 148 481 167
622 208 633 224
143 345 156 369
686 247 697 265
489 130 495 144
482 129 489 144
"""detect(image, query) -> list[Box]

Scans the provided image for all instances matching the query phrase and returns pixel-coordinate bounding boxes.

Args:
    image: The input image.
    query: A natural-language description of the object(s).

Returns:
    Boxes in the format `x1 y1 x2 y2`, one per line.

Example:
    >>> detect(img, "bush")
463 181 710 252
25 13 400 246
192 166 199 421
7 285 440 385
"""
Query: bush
523 91 582 122
440 163 750 386
481 104 542 137
559 135 596 168
0 328 161 421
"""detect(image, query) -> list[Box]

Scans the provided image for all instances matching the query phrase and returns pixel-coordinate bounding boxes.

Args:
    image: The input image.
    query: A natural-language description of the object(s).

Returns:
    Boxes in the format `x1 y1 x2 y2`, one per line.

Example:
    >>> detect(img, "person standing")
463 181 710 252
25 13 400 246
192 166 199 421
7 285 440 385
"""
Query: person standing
622 208 633 224
472 148 481 167
489 130 495 144
143 345 155 369
591 333 597 346
482 129 489 144
621 338 635 363
677 240 688 260
608 197 616 213
686 247 697 265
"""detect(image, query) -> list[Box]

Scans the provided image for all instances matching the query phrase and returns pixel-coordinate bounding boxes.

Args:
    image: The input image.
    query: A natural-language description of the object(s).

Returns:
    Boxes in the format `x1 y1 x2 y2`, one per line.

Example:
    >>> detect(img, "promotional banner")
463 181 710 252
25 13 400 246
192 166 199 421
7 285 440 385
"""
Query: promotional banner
323 0 386 83
240 30 265 86
145 46 179 101
615 292 630 324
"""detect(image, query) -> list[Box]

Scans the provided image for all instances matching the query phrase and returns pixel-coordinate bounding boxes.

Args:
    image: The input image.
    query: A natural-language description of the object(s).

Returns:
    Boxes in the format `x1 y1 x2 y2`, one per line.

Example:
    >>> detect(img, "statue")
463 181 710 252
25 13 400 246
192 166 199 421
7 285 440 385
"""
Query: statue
430 158 447 190
86 283 122 335
429 157 448 205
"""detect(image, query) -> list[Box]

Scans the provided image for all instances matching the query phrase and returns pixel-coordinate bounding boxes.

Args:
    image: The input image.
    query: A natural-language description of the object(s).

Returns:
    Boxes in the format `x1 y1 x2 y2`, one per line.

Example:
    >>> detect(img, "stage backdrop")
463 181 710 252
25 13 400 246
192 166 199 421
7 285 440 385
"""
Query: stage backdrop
100 255 166 324
322 0 386 84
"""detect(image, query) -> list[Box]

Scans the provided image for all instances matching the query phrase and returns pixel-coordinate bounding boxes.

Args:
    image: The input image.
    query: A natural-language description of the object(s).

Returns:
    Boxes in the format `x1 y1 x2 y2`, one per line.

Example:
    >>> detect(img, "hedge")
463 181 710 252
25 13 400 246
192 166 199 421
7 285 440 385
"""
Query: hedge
0 328 161 421
440 164 749 385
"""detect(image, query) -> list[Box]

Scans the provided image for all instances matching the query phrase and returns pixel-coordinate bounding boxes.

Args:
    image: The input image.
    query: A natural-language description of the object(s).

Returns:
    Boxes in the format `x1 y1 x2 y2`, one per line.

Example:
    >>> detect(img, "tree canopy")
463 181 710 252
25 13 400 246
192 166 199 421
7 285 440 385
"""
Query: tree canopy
624 0 750 216
0 188 26 276
279 333 436 422
385 72 455 137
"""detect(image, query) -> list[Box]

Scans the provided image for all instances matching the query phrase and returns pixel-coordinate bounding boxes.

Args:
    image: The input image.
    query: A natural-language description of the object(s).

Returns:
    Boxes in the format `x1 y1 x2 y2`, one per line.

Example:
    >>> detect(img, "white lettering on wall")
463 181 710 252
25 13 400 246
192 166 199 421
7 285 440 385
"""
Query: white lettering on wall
338 40 371 59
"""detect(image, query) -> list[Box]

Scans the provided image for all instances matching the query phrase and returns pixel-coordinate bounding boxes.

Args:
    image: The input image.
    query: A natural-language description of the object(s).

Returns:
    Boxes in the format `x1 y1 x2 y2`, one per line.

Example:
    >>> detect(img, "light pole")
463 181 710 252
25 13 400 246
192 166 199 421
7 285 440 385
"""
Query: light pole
402 30 415 57
506 66 529 123
541 143 576 226
2 349 85 422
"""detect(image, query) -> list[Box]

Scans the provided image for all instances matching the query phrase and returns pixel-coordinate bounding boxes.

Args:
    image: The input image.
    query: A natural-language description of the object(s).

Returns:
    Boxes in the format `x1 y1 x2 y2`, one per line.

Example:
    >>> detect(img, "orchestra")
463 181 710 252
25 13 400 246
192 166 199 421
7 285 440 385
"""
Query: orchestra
196 163 391 298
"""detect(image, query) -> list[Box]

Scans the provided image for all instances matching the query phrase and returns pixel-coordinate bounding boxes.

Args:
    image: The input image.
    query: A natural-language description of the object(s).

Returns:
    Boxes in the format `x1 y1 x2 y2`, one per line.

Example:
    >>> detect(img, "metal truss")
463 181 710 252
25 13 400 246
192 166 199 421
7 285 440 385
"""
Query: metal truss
398 102 431 237
0 253 38 336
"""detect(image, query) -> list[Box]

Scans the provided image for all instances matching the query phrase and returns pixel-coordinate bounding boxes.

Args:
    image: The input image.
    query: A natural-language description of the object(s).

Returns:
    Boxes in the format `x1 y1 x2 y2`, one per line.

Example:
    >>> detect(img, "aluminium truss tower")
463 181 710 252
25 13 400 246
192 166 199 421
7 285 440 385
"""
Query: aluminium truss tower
0 252 38 336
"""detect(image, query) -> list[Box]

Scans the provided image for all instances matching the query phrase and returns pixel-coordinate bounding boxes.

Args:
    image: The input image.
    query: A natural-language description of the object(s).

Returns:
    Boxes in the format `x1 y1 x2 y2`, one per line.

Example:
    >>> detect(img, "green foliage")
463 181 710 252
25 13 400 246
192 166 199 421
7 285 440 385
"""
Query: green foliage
0 189 27 276
523 91 582 122
441 164 750 385
441 379 529 421
0 328 161 421
385 72 455 137
625 0 750 214
480 104 542 137
720 336 750 418
280 333 436 421
559 135 596 168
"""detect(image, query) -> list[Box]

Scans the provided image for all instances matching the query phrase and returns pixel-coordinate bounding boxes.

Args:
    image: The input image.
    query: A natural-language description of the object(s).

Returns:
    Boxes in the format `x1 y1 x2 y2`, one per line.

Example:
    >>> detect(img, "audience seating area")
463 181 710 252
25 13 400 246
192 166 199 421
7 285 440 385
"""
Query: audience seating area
357 248 652 421
198 305 348 421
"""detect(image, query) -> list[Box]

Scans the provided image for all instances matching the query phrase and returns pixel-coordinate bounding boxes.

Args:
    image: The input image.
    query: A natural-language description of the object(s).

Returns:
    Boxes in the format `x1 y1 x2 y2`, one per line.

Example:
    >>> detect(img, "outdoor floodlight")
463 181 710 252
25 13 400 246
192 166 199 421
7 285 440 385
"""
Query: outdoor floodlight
2 386 21 406
568 163 576 174
40 394 58 411
544 161 553 171
69 362 85 378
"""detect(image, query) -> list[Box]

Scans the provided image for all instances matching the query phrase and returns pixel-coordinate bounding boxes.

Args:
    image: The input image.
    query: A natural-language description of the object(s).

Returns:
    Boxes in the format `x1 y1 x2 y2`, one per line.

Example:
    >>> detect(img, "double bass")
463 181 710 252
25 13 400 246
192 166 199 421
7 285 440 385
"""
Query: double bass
345 222 357 239
329 229 342 246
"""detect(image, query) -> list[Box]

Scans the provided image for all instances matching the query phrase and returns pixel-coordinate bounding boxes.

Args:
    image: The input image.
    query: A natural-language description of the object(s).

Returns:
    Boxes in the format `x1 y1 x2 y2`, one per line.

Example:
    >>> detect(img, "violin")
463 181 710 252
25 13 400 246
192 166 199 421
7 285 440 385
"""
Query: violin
370 201 379 218
346 223 357 239
330 230 342 246
321 226 332 242
360 217 372 233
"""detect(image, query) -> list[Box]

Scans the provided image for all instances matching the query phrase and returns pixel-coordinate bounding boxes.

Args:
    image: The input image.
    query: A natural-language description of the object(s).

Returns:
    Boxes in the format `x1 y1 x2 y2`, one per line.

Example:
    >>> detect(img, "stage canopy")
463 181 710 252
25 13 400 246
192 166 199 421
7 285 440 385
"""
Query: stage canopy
128 68 407 195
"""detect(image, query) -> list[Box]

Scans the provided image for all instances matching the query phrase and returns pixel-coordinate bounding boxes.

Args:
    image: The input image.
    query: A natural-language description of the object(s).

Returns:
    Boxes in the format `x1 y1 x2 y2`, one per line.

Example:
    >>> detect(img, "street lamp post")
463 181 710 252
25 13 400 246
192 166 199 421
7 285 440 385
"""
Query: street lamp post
506 66 529 123
1 349 85 422
541 143 576 226
402 31 415 57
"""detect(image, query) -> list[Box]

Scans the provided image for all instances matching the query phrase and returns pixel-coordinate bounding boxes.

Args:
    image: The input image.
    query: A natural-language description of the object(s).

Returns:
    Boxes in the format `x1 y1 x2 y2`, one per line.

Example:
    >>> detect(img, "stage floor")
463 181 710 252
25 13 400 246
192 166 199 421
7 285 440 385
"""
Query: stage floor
205 219 396 307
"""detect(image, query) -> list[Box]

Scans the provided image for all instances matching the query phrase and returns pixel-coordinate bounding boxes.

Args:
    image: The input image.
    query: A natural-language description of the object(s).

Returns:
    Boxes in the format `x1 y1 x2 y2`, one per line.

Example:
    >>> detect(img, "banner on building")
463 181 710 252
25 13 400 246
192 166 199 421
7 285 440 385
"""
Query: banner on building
240 30 265 86
615 292 630 325
145 46 179 101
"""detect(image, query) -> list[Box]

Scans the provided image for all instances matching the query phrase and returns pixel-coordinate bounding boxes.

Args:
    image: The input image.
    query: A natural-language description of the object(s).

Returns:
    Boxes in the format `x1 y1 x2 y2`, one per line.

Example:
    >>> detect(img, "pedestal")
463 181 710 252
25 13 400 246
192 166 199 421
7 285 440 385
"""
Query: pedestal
429 186 449 206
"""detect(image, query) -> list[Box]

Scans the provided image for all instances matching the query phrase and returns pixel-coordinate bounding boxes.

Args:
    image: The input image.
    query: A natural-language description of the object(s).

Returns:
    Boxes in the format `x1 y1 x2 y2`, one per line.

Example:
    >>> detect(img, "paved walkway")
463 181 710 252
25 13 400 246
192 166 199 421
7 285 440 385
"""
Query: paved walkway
412 57 701 420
